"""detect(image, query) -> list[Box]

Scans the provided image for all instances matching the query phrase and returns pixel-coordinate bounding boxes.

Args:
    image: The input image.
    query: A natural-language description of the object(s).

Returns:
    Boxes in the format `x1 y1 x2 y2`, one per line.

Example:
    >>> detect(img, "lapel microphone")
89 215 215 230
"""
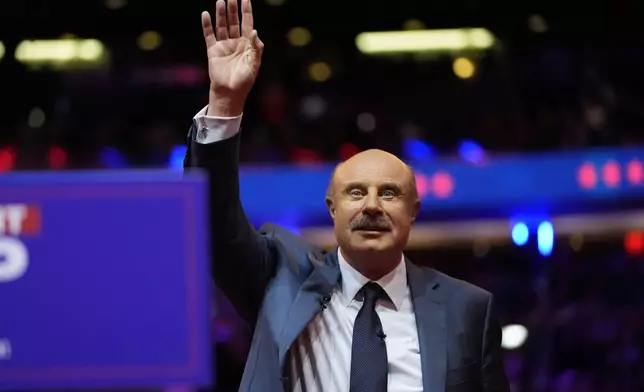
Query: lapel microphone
377 329 387 341
319 295 331 311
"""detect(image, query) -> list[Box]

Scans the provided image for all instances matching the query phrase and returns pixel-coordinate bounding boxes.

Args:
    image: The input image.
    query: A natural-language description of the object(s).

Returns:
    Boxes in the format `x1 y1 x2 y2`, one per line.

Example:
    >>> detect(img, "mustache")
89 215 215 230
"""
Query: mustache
350 215 392 231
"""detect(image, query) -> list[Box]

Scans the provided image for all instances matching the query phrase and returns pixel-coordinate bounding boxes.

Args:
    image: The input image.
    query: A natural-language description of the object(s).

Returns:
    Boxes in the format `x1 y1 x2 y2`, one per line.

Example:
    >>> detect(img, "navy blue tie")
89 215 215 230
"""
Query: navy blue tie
349 282 388 392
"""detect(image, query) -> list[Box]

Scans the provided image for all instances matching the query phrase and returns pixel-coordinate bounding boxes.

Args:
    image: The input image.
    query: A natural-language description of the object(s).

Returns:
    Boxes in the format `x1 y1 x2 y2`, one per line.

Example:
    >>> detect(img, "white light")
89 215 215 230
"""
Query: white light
357 112 376 132
301 95 327 119
501 324 528 350
28 107 46 128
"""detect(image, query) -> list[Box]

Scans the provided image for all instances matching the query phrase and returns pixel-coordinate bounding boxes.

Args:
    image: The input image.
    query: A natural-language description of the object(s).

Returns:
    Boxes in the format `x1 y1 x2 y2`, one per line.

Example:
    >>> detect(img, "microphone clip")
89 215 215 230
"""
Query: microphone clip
319 295 331 311
377 330 387 341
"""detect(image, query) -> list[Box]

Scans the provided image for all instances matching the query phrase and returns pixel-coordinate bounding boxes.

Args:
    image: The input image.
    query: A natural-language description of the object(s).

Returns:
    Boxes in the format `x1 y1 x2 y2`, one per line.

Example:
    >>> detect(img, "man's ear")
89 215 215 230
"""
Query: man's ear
325 196 336 220
411 199 421 222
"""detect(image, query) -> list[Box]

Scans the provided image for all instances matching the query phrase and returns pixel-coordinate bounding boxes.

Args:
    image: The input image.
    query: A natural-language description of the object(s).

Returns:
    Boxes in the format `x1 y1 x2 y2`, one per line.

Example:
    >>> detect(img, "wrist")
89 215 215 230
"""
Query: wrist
208 89 246 117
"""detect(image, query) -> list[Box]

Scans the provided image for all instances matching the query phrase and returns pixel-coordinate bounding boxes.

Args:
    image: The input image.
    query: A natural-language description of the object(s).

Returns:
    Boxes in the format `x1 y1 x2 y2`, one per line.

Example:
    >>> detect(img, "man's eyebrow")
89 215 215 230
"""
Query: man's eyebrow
341 182 403 191
342 182 365 191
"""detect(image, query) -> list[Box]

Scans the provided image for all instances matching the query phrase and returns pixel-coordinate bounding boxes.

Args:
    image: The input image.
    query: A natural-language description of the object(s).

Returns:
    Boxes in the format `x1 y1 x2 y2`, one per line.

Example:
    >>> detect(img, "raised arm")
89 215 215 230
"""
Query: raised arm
185 0 273 324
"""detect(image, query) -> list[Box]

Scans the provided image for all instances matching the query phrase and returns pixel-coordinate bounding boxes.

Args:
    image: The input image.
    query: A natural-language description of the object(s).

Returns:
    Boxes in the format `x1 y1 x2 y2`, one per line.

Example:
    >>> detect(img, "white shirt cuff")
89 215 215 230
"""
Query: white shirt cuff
192 106 243 144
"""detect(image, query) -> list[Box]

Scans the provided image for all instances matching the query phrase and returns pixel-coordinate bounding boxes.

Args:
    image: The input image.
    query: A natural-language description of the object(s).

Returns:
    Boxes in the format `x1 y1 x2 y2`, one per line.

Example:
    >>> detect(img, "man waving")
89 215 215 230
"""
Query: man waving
185 1 511 391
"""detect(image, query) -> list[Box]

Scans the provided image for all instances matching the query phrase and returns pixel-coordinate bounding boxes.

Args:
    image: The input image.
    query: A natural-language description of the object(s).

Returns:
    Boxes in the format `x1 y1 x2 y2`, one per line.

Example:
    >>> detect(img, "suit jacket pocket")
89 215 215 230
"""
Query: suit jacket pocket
446 361 478 385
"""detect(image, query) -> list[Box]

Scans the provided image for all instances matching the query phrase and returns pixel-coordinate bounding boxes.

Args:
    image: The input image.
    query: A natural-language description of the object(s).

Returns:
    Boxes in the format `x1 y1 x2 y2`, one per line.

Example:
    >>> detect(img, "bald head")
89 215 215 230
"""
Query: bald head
324 149 421 279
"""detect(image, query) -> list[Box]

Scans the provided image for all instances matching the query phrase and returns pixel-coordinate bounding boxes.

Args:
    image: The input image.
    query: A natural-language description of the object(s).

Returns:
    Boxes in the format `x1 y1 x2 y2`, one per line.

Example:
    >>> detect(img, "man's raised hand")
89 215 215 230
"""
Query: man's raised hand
202 0 264 116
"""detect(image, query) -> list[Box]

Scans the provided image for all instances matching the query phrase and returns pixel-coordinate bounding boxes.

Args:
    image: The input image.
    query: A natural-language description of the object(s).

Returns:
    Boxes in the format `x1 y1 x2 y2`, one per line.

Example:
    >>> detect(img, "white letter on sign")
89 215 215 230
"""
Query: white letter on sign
0 237 29 283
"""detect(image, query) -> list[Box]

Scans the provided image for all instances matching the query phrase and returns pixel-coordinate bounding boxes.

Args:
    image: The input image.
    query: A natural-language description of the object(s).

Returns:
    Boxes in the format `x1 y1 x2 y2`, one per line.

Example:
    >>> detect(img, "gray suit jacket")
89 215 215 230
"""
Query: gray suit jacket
185 127 510 392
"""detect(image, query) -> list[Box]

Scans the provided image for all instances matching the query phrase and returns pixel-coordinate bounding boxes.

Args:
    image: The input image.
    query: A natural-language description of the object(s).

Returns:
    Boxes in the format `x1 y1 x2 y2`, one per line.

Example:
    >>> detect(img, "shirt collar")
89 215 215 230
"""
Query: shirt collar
337 248 407 311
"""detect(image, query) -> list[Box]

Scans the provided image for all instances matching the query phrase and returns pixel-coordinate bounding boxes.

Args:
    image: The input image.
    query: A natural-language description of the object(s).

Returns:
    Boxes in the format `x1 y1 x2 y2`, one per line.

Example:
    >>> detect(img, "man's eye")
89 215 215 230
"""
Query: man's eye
349 189 363 197
381 190 395 198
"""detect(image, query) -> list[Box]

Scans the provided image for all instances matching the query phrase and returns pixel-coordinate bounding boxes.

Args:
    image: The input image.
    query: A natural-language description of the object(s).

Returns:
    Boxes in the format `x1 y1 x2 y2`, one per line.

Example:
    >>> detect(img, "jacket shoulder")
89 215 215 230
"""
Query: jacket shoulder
258 222 325 271
419 265 493 304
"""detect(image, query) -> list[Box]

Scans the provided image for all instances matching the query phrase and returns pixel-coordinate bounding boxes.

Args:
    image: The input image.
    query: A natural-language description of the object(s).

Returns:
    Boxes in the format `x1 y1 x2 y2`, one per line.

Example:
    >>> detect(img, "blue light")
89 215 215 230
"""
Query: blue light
458 139 485 164
403 138 434 162
511 222 529 246
169 145 188 170
99 147 127 168
280 224 301 236
537 221 554 256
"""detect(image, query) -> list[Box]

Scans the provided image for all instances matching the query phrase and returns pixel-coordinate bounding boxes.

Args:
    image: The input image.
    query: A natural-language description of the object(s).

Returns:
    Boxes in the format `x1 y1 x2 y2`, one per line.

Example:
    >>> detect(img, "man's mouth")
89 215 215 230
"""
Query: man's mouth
355 226 390 232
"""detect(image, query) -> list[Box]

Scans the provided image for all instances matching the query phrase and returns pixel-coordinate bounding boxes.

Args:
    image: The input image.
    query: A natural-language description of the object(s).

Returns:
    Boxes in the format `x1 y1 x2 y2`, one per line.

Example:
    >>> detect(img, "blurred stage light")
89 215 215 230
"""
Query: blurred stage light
0 147 16 172
624 231 644 255
627 159 643 186
402 19 426 30
100 147 127 168
452 57 475 79
458 139 485 164
569 234 583 252
403 139 434 162
501 324 528 350
430 171 454 199
0 41 5 61
338 143 360 161
291 148 321 164
137 31 162 51
527 15 548 33
300 95 326 119
15 39 107 68
28 107 45 128
308 62 332 82
47 146 68 169
356 113 376 132
537 221 554 256
577 162 597 189
105 0 127 10
601 160 621 188
287 27 311 47
511 222 529 246
356 28 495 55
169 145 187 170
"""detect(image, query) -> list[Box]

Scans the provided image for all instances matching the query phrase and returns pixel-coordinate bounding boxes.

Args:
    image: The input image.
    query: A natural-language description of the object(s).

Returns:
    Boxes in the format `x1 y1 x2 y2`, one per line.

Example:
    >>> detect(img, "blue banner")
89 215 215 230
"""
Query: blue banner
0 170 212 390
235 148 644 226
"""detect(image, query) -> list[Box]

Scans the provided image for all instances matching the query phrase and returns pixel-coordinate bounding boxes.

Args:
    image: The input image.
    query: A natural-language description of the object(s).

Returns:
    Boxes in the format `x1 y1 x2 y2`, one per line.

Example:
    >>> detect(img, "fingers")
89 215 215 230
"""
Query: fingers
227 0 241 38
241 0 254 37
215 0 229 40
201 11 217 46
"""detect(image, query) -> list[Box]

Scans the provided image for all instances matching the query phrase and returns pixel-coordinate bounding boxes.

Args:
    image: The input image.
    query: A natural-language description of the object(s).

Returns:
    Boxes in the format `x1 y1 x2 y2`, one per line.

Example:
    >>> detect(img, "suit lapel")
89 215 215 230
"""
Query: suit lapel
278 249 340 368
406 260 446 392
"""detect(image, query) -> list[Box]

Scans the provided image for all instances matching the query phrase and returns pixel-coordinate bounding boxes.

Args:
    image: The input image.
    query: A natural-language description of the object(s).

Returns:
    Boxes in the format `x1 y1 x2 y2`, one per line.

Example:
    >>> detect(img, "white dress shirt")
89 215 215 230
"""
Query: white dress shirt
193 107 423 391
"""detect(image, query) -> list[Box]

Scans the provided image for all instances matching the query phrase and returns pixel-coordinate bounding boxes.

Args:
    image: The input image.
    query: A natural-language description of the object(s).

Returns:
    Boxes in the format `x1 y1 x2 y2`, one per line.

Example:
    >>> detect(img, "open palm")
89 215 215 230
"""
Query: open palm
202 0 263 98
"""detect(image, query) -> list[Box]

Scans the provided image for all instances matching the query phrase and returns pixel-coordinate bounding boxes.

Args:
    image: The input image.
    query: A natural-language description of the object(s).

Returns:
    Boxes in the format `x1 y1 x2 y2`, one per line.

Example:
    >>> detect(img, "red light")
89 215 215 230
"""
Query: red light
602 160 621 188
625 231 644 255
627 159 643 186
577 162 597 189
291 148 321 165
48 146 68 169
414 173 430 198
431 171 454 199
0 147 16 172
338 143 360 161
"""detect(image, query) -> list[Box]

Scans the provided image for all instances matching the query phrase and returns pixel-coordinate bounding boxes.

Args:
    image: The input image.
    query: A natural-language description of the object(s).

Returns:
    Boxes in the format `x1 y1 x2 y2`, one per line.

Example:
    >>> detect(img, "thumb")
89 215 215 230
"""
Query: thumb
250 30 264 53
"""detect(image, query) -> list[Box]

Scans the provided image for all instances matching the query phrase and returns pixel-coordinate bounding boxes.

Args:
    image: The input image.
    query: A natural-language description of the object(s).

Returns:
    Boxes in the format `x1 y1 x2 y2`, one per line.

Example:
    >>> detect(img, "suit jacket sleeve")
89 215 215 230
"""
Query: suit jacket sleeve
185 123 277 325
481 294 511 392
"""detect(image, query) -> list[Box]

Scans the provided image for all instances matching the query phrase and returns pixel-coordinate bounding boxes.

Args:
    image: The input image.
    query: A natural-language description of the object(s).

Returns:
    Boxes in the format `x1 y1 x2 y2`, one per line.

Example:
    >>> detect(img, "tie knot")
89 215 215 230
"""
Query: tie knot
361 282 386 306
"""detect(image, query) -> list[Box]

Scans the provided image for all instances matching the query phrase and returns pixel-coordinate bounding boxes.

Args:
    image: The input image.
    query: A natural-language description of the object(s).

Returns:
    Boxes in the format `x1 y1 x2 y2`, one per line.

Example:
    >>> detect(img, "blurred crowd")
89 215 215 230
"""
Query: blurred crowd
1 2 644 170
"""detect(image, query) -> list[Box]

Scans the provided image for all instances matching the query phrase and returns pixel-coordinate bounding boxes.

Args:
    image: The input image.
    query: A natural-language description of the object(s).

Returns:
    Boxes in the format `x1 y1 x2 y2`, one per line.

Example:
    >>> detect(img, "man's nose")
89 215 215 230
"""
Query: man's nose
362 191 383 215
